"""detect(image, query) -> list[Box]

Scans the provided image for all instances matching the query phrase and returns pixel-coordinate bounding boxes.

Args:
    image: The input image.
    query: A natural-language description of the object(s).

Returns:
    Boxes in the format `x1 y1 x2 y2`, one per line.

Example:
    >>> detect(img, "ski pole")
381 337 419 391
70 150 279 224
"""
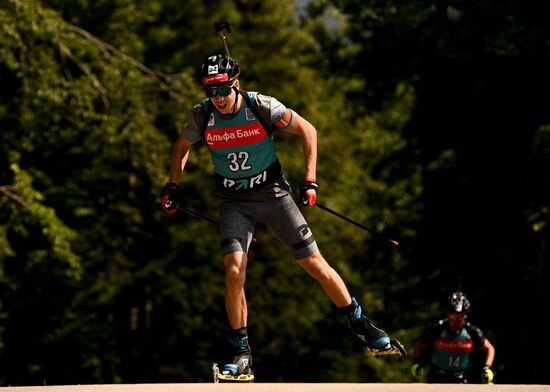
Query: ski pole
214 20 232 56
178 206 218 225
314 202 399 246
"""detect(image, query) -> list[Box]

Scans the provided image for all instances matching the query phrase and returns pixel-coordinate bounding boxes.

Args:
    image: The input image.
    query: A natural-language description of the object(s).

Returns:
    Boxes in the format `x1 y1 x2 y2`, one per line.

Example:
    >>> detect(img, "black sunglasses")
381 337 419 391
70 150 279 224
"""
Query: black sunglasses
206 84 235 98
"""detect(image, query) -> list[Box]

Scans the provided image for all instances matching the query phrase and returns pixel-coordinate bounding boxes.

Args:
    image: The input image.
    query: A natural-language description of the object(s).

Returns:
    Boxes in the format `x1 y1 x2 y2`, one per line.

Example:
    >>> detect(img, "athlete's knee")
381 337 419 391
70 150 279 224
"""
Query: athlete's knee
221 237 246 255
298 252 333 282
224 252 247 284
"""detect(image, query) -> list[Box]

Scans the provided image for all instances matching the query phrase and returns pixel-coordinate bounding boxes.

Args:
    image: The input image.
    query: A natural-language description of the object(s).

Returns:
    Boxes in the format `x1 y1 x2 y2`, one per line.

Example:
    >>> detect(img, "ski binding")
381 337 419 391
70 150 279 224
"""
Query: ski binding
211 363 254 383
367 338 407 358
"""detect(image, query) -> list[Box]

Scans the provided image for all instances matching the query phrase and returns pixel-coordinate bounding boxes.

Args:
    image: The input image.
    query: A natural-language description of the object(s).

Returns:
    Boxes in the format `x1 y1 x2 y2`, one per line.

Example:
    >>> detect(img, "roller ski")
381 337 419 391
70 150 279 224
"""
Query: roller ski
212 362 254 383
344 297 407 359
365 337 407 358
212 327 254 383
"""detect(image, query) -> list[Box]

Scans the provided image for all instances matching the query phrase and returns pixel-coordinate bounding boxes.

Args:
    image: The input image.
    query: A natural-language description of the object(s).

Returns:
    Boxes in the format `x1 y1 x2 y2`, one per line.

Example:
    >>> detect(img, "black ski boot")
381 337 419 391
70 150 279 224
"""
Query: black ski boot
341 297 392 351
222 327 253 376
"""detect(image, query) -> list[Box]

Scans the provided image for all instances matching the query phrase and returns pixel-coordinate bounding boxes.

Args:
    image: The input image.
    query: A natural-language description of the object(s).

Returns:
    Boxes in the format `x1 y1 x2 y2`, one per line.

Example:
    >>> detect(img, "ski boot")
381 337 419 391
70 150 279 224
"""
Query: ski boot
342 297 407 358
213 327 254 382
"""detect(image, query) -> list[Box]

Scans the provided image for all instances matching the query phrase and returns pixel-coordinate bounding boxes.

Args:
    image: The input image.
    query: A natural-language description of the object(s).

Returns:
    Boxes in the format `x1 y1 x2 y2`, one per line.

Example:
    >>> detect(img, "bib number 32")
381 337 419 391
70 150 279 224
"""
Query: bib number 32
227 151 251 172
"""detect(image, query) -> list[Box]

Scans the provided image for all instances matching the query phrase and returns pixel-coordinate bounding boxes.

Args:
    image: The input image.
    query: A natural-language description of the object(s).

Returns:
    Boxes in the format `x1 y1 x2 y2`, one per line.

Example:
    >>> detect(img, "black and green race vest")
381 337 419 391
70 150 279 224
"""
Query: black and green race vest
430 327 474 372
200 90 282 192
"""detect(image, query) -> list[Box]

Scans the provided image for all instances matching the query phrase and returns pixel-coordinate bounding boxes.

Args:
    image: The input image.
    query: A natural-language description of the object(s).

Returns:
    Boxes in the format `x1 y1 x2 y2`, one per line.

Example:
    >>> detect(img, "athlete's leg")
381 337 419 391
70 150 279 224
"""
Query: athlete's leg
263 195 351 307
264 195 393 351
219 200 256 375
219 200 256 329
297 250 352 307
223 250 254 375
223 250 248 329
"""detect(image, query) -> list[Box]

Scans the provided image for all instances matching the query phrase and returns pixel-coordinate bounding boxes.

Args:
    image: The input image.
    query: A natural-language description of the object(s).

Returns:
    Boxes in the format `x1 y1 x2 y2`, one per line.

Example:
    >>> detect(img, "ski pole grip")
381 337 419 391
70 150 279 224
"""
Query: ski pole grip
214 21 232 56
214 20 232 33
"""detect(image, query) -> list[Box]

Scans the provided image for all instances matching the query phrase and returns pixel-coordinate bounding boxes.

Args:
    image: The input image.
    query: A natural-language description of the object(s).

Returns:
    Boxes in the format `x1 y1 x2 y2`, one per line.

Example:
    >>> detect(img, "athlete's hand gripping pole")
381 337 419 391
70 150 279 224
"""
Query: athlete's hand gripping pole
299 179 318 208
162 182 180 214
482 365 494 384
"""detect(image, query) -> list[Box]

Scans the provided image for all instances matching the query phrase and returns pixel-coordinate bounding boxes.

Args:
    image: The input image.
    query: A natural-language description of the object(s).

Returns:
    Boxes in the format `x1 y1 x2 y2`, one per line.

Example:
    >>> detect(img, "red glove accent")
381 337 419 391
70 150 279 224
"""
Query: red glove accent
299 179 318 208
162 182 180 214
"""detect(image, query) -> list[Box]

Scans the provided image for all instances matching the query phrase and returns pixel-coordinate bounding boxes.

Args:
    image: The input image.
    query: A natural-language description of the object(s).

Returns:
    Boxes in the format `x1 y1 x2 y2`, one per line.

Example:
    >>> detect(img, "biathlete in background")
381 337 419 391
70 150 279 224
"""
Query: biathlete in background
411 291 496 384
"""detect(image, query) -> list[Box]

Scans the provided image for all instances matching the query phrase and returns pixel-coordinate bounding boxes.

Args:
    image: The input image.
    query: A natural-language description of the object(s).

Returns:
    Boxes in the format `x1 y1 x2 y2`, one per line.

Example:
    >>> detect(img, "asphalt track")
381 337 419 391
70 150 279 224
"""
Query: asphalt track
3 384 550 392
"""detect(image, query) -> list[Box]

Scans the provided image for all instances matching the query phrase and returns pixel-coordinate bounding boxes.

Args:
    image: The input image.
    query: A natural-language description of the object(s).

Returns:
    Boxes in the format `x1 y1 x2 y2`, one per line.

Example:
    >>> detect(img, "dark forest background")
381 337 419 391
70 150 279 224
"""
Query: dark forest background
1 0 549 386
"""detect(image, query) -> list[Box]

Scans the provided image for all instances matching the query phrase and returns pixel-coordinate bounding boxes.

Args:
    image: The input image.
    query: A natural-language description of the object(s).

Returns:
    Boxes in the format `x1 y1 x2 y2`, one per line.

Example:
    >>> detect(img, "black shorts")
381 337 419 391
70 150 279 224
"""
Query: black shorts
219 194 318 259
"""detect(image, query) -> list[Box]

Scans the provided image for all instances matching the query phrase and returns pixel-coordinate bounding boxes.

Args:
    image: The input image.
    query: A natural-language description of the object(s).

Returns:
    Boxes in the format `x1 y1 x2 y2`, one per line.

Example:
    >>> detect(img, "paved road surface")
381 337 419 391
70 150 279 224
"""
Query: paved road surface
3 384 550 392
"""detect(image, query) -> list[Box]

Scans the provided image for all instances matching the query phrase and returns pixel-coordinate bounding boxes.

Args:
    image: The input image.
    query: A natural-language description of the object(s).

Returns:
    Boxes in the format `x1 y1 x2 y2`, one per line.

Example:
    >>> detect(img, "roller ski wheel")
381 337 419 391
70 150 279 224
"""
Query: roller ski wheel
211 363 254 383
366 338 407 359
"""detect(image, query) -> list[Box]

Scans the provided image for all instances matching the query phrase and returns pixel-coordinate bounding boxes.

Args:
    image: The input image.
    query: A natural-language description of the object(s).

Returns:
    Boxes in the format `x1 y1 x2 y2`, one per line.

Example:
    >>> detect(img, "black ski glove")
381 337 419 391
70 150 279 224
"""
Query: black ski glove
299 179 318 208
162 182 180 214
